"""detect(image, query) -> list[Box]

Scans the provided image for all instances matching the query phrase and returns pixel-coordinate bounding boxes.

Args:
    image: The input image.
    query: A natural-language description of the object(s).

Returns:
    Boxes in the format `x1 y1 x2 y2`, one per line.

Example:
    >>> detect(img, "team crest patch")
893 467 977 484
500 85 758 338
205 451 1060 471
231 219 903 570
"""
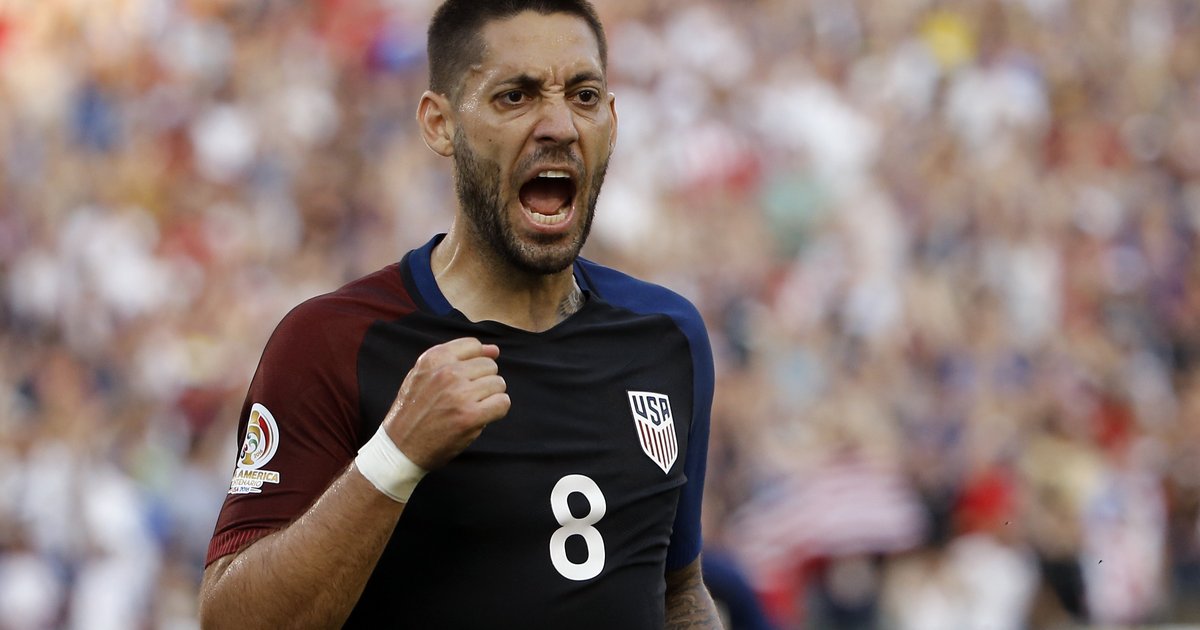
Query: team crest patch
628 391 677 474
228 403 282 495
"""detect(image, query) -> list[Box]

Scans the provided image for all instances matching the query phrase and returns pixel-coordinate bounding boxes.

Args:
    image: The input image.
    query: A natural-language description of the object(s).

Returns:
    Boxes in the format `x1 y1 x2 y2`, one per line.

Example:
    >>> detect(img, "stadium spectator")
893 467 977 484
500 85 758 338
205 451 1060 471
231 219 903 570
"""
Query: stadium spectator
1 0 1198 626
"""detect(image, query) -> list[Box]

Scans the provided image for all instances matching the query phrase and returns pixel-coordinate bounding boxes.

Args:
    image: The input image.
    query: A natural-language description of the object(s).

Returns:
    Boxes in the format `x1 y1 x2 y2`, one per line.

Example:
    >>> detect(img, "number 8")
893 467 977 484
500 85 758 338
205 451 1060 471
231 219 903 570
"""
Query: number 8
549 474 606 581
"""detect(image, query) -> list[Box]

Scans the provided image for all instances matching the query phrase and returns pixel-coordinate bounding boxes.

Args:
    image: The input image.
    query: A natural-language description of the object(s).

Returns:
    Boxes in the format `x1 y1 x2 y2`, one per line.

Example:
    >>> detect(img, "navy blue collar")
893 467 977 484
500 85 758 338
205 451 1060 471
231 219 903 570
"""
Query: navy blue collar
406 234 593 317
407 235 455 316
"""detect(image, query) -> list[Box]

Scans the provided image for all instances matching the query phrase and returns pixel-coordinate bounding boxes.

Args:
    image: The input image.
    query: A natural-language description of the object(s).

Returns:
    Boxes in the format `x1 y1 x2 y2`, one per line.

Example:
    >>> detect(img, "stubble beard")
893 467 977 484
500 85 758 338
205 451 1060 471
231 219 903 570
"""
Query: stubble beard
452 129 608 275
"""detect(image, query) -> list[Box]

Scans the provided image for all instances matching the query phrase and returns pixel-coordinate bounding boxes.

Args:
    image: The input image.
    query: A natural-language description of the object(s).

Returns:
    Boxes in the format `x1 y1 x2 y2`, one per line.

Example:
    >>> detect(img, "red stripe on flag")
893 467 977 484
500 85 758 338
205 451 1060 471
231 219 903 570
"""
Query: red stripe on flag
638 422 652 454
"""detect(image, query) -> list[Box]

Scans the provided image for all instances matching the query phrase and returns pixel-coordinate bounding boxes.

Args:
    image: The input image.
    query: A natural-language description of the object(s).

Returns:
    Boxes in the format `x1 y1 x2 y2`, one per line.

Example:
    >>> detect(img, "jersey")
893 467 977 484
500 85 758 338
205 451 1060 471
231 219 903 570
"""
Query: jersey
206 235 715 629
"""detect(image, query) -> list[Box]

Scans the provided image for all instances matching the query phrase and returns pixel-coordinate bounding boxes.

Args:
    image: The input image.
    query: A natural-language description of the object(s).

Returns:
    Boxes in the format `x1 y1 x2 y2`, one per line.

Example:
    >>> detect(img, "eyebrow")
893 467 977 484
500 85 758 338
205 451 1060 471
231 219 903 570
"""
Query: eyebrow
565 71 604 87
495 71 605 91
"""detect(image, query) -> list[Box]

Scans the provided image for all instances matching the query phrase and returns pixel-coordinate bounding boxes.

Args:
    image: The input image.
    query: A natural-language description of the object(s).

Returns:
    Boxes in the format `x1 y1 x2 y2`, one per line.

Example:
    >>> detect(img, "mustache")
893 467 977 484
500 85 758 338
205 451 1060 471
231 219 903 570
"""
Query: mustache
515 147 584 179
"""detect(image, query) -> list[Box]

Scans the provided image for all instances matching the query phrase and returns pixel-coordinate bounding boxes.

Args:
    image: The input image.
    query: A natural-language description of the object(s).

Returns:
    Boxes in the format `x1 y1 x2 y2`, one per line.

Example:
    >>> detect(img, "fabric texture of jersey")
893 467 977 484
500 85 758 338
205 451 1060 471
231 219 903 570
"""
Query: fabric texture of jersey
206 235 714 629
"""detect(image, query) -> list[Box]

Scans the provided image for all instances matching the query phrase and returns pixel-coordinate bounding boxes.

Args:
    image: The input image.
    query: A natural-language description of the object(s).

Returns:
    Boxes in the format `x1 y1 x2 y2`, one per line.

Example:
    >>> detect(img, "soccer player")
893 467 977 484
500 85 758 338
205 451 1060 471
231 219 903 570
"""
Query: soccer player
199 1 721 627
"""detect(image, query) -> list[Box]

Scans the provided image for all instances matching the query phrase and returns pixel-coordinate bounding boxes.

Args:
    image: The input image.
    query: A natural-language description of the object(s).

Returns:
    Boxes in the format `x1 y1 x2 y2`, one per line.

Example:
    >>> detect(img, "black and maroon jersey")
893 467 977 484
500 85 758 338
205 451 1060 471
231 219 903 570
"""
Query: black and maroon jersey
206 235 714 629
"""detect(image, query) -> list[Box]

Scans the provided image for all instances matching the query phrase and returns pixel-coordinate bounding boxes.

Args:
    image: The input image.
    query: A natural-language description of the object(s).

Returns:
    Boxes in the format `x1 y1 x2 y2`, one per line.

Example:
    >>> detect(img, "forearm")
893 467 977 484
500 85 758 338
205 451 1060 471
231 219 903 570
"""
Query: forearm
665 556 724 629
199 464 404 629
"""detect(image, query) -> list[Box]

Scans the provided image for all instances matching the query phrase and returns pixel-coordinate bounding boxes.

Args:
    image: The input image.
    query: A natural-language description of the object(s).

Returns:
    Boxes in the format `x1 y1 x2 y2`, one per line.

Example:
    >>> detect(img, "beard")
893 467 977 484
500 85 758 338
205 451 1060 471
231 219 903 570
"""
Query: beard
452 129 608 275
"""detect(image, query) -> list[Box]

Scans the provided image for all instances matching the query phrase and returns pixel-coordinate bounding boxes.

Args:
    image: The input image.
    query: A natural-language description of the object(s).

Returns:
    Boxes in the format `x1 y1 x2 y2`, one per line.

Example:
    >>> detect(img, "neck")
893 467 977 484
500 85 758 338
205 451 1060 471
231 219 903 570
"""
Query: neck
430 227 584 332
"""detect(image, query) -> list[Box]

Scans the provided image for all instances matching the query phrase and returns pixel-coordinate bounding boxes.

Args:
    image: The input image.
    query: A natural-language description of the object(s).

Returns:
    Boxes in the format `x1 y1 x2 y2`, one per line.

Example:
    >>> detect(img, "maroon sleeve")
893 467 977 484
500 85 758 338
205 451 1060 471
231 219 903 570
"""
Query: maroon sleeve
205 293 372 566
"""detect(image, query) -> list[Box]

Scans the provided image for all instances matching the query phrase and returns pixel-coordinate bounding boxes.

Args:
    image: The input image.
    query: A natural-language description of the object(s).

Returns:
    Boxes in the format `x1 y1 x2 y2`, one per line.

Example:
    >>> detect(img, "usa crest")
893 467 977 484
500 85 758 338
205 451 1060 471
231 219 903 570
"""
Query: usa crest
628 391 677 474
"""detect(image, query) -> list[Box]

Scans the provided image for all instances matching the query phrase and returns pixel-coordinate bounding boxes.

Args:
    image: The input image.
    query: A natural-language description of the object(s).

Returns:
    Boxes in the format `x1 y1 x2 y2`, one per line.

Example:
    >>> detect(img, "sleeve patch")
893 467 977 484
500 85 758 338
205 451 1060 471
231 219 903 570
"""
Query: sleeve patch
229 403 283 495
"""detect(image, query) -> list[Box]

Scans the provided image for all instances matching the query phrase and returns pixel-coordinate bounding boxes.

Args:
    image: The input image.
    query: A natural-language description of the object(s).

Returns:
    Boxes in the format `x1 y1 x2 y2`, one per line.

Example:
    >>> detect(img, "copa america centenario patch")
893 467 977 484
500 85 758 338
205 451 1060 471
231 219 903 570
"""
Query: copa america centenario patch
229 403 283 495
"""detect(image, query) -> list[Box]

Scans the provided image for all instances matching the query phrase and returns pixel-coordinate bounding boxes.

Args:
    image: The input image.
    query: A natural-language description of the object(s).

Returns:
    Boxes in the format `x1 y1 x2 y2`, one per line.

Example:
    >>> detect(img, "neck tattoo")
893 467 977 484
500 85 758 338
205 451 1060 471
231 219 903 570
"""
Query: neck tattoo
557 285 584 322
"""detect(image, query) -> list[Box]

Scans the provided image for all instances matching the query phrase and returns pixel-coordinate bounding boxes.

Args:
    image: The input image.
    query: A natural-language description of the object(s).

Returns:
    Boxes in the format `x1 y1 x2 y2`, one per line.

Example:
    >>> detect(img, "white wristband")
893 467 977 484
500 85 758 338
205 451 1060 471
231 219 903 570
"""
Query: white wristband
355 428 427 503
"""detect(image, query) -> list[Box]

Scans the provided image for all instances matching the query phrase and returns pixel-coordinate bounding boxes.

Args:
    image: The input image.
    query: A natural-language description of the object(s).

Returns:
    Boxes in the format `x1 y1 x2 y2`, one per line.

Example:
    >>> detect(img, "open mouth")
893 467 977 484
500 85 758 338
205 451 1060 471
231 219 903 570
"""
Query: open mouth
518 170 576 226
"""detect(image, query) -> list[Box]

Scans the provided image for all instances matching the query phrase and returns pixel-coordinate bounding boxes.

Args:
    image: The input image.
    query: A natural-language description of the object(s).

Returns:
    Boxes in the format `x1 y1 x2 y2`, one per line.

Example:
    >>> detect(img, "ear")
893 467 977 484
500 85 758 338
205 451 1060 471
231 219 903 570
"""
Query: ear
606 91 618 153
417 90 455 157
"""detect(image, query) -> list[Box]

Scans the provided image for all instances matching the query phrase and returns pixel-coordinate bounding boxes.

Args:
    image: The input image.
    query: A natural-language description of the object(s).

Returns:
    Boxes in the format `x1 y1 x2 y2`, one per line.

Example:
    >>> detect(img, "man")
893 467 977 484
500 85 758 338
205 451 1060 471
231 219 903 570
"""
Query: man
199 1 722 627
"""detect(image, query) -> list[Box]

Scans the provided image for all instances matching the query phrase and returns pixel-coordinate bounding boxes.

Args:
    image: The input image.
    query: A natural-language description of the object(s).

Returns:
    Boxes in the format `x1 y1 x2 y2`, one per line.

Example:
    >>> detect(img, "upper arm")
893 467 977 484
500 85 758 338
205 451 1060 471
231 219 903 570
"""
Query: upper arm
664 555 723 629
205 298 367 565
665 303 715 571
198 552 238 624
665 555 705 592
200 554 235 596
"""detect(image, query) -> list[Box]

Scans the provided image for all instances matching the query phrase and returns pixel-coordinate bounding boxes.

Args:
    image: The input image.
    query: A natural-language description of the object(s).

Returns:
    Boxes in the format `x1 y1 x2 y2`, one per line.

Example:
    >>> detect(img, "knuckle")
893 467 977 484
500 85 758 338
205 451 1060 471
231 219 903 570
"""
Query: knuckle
431 363 462 385
451 410 480 434
425 342 460 362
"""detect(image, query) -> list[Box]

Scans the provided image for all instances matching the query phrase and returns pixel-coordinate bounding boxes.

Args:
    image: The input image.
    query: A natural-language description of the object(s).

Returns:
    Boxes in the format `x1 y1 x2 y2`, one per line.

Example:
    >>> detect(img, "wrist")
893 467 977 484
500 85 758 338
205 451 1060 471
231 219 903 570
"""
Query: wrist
355 427 427 503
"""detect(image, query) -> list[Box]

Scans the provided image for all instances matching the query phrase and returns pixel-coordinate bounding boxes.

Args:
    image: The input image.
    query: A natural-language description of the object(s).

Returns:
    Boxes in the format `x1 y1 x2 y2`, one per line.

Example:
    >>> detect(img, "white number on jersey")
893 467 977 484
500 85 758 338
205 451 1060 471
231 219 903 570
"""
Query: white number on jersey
549 474 606 581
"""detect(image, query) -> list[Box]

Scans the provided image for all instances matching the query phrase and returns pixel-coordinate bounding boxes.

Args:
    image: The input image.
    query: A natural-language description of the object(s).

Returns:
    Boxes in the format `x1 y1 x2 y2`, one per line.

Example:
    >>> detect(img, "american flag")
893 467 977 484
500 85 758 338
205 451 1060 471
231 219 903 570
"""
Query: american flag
727 454 928 589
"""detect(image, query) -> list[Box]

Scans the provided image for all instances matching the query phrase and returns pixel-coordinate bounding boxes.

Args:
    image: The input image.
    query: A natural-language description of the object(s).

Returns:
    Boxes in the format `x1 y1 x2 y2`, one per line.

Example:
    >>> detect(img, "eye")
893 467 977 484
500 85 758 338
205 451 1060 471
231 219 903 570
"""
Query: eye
500 90 528 106
575 89 601 105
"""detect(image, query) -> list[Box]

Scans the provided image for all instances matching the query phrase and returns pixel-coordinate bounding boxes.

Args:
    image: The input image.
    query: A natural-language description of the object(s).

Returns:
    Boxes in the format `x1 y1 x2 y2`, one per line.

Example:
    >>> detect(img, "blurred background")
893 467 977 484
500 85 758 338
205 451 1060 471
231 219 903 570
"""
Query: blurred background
1 0 1199 628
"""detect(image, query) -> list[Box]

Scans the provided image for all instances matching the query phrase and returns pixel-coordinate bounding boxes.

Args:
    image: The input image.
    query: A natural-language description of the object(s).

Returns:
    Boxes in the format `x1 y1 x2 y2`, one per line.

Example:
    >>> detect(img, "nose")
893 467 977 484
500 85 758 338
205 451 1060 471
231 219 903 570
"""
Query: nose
533 96 579 147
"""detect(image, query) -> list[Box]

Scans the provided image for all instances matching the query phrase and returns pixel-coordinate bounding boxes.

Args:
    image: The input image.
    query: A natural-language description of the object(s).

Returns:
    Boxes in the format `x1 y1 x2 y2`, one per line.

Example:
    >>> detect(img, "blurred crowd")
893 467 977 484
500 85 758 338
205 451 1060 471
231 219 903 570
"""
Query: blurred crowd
1 0 1198 628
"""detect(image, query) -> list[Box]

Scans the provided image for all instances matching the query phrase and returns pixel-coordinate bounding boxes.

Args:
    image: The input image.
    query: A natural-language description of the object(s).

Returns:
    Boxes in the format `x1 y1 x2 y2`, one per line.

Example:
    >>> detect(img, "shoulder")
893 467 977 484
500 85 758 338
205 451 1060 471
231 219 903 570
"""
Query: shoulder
262 263 418 366
576 258 706 335
275 264 416 334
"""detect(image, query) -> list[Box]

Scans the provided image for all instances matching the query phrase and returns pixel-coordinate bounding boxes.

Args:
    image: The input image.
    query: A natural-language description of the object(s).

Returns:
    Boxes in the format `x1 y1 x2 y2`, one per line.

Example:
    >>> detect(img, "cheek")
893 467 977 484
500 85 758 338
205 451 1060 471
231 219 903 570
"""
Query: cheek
462 126 512 175
582 115 615 153
585 127 614 166
475 126 516 161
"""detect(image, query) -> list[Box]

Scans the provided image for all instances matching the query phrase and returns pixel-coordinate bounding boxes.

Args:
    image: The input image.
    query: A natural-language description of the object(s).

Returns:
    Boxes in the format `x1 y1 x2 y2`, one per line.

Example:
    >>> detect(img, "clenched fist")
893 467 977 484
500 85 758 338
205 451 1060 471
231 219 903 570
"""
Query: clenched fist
380 337 510 470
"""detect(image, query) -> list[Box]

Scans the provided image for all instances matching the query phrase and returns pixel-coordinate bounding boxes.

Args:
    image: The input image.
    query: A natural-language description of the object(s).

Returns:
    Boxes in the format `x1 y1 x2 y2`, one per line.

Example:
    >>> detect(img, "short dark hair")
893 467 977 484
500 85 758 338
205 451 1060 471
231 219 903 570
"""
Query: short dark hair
427 0 607 101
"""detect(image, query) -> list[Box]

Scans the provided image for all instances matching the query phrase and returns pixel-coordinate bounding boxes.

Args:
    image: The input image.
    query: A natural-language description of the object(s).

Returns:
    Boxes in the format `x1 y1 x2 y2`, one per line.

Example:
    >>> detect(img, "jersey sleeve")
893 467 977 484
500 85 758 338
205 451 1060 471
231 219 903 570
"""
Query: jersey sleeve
664 298 715 572
205 295 367 566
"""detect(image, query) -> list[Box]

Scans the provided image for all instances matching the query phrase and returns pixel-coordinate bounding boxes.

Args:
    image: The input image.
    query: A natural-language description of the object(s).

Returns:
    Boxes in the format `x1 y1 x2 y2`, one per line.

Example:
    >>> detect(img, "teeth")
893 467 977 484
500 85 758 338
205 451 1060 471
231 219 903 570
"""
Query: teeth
537 170 571 179
528 208 569 225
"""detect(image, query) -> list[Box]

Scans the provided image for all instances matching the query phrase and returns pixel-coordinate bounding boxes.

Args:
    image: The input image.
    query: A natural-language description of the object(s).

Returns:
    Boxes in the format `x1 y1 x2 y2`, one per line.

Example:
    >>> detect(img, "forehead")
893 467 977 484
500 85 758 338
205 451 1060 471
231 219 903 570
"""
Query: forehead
474 11 604 82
